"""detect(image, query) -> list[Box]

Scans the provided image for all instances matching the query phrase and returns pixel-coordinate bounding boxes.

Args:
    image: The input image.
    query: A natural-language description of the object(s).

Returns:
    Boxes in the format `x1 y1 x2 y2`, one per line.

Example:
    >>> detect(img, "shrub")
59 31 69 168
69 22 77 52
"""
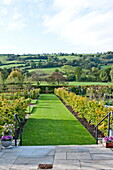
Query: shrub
54 87 113 135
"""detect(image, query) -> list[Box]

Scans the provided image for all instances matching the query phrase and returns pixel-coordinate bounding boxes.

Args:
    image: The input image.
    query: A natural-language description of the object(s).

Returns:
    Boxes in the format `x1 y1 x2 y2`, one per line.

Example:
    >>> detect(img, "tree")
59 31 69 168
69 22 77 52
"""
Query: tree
6 69 24 90
0 72 3 84
48 72 67 85
37 61 42 68
110 68 113 82
91 67 100 81
61 65 74 78
0 61 2 66
7 69 23 85
99 70 109 82
54 69 60 72
30 62 36 69
74 67 82 81
31 71 40 85
0 68 10 80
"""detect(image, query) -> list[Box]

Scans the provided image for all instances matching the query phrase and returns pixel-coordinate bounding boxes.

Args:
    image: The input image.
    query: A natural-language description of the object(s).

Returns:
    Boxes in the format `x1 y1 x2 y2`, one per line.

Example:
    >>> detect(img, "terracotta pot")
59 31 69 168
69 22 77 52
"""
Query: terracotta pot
106 142 113 148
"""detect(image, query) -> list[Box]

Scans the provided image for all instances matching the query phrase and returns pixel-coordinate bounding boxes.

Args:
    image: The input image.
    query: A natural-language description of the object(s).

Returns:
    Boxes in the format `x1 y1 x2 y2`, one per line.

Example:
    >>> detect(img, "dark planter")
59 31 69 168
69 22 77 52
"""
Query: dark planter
1 140 12 148
106 142 113 148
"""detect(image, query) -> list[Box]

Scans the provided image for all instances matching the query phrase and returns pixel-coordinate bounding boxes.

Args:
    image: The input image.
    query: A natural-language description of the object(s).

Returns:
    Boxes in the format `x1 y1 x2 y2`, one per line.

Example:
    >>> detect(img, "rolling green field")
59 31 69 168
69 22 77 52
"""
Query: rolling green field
57 55 79 61
0 55 8 62
22 94 95 145
33 81 113 86
0 63 25 68
68 81 113 86
28 67 61 73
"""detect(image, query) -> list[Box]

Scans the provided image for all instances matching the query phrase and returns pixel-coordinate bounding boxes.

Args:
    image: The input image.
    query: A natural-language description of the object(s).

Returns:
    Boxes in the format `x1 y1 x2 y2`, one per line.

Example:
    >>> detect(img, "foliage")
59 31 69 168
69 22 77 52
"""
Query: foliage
2 123 14 136
0 97 28 132
110 68 113 82
0 88 40 100
54 87 113 135
22 94 95 145
61 65 74 78
29 88 40 99
7 69 23 81
48 72 67 85
74 66 82 81
1 52 113 83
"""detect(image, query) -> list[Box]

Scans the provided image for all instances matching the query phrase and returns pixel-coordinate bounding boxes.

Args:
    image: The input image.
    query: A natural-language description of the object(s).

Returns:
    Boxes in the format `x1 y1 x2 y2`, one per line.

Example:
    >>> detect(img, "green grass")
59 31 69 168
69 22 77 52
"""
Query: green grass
101 65 112 69
68 81 113 86
57 55 79 61
28 67 61 74
0 55 8 62
26 99 38 113
32 81 113 86
0 63 25 68
22 94 95 145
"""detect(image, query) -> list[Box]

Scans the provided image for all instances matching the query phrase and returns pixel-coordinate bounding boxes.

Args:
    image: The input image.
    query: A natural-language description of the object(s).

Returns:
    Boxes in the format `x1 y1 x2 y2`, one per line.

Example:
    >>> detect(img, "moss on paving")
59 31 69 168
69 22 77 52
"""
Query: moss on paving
22 94 96 145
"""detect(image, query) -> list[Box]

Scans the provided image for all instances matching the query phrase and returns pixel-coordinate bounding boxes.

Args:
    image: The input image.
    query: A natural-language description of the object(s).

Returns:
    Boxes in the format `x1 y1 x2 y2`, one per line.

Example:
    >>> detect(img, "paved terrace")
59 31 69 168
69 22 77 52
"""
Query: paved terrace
0 144 113 170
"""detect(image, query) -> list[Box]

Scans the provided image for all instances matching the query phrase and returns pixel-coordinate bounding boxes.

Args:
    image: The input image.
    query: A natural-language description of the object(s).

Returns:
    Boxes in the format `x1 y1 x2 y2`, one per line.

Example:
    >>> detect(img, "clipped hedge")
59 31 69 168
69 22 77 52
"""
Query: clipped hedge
0 97 28 137
54 87 113 135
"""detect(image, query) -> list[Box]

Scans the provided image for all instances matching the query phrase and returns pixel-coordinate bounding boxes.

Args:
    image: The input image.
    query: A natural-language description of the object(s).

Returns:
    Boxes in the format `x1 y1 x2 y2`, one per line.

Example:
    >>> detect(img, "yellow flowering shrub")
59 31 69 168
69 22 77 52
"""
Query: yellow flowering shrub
54 87 113 135
0 97 28 128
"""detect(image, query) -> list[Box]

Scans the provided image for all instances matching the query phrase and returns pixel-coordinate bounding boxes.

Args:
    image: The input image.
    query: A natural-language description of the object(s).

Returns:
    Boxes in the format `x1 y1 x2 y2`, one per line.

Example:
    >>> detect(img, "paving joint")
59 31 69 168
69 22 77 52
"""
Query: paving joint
0 144 113 169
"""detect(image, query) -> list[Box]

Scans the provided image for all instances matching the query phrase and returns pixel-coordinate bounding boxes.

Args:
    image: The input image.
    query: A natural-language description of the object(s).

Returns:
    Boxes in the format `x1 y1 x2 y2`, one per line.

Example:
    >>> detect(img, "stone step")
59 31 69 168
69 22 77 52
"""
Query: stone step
0 144 113 169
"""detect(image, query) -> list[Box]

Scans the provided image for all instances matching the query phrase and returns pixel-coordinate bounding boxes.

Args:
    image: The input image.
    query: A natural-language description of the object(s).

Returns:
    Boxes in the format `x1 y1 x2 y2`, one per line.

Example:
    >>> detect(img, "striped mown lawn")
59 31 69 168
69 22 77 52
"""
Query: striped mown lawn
22 94 95 145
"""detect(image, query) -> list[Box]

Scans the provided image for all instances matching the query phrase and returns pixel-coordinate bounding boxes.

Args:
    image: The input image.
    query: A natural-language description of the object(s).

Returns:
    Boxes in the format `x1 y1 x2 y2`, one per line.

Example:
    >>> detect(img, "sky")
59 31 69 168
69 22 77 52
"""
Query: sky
0 0 113 54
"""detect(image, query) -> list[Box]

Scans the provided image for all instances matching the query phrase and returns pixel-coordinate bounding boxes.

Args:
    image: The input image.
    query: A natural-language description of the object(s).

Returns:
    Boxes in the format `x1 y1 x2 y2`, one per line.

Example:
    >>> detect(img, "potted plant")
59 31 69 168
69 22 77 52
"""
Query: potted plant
2 123 14 136
103 136 113 148
1 135 13 148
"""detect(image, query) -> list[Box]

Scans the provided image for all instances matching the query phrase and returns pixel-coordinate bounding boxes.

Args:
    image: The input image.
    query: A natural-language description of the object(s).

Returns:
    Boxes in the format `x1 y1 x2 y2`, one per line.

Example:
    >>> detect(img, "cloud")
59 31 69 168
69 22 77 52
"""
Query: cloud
0 1 27 31
43 0 113 52
7 8 26 31
1 0 14 5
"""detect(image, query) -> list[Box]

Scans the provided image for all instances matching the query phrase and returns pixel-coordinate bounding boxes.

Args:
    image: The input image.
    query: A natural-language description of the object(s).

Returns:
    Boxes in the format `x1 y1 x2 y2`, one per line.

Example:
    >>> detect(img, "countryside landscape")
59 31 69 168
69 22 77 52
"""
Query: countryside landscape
1 0 113 169
1 51 113 146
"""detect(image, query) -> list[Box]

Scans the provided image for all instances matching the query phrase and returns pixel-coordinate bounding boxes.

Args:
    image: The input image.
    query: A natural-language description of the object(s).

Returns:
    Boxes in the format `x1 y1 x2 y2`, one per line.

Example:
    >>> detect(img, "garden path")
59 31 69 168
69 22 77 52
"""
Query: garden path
0 144 113 169
22 94 95 145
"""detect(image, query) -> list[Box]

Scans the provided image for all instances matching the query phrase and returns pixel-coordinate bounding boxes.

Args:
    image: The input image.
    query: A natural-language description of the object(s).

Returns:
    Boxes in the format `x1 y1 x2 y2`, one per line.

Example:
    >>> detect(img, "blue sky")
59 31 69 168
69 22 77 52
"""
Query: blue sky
0 0 113 54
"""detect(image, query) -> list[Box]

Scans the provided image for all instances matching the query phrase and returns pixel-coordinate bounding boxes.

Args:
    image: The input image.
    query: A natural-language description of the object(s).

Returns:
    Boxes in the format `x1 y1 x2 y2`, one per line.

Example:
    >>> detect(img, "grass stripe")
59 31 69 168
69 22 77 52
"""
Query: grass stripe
22 94 95 145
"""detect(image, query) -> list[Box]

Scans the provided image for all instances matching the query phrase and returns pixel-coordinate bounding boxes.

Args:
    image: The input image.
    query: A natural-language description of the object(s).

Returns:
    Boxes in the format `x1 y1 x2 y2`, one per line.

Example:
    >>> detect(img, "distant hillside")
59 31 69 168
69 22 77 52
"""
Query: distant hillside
0 51 113 83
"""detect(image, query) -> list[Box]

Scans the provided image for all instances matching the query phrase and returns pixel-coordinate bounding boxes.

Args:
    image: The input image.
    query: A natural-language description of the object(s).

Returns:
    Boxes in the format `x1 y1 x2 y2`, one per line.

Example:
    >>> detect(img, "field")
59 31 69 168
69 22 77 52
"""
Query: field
0 55 8 62
68 81 113 86
22 94 95 145
32 81 113 86
57 55 79 61
0 63 25 68
28 67 61 74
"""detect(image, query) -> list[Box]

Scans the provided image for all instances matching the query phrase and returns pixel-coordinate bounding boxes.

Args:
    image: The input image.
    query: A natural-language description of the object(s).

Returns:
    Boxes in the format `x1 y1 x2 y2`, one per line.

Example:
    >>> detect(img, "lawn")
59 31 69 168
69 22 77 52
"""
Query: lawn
28 67 61 74
26 99 38 114
68 81 113 86
22 94 95 145
0 63 25 68
32 81 113 86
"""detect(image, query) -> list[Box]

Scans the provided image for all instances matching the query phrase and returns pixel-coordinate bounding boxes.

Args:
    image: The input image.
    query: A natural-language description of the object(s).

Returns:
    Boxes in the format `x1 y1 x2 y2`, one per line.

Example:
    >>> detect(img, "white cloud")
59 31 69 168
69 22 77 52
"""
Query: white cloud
43 0 113 52
1 0 14 5
6 7 27 31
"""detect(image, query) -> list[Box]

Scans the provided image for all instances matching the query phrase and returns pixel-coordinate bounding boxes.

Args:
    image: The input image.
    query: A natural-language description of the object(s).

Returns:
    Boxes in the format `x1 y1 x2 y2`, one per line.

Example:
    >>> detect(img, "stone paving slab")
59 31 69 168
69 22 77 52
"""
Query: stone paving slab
0 145 113 169
80 160 113 169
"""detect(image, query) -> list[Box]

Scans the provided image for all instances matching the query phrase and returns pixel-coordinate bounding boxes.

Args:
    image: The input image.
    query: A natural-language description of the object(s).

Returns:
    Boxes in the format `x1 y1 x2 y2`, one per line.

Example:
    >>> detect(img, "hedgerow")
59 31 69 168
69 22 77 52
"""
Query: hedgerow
54 87 113 135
